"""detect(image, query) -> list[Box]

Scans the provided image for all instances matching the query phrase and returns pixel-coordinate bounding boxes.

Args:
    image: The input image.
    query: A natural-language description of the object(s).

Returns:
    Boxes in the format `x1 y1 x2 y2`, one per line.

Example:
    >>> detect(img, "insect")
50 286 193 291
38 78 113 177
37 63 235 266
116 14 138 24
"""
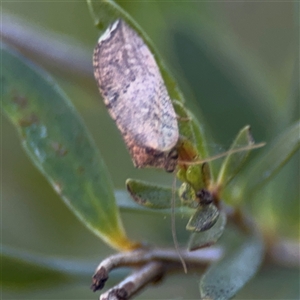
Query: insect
93 19 179 172
93 18 265 275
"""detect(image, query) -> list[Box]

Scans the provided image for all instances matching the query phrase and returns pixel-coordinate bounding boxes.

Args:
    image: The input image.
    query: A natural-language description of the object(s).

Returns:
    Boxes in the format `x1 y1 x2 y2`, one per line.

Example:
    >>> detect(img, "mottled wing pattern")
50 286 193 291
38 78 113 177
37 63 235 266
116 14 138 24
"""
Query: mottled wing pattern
93 19 179 166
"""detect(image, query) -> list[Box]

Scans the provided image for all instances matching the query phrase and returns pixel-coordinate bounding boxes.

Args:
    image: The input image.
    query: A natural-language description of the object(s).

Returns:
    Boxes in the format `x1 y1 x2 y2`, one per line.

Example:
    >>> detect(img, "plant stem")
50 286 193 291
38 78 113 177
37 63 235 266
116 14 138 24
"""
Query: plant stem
100 261 164 300
1 12 93 85
91 246 223 293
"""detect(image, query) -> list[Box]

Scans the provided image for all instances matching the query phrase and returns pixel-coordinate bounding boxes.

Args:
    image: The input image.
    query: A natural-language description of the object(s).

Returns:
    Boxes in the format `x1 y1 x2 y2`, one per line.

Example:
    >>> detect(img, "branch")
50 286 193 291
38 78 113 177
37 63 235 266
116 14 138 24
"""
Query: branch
1 12 94 85
91 246 223 295
100 261 164 300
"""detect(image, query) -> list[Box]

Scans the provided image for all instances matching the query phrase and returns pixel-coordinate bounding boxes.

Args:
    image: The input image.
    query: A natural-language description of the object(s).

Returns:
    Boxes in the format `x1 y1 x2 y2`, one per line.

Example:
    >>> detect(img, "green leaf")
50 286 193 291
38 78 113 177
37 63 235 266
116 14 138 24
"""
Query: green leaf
178 182 197 208
87 0 185 104
1 245 130 289
173 100 209 159
115 189 191 216
217 125 255 188
186 204 219 232
1 44 136 251
1 245 92 288
186 163 212 192
116 190 154 213
188 210 227 251
126 179 181 209
190 111 210 161
173 100 211 190
246 121 300 193
199 226 264 300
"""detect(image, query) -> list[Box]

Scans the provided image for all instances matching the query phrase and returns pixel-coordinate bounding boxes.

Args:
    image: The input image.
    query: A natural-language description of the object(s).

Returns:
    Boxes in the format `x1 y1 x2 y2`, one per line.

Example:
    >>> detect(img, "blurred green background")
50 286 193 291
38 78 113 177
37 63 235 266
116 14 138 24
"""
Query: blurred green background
2 1 299 299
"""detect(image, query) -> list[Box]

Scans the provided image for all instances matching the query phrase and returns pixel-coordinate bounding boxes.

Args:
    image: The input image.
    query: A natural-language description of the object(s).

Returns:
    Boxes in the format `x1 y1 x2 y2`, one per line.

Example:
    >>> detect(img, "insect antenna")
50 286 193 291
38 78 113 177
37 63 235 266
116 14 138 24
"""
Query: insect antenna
178 142 265 165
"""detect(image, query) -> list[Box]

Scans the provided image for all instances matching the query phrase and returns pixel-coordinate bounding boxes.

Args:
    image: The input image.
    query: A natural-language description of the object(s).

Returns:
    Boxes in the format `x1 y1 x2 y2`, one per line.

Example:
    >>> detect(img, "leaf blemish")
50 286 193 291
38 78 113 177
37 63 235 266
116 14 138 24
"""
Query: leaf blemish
51 142 68 157
12 93 28 109
18 113 39 127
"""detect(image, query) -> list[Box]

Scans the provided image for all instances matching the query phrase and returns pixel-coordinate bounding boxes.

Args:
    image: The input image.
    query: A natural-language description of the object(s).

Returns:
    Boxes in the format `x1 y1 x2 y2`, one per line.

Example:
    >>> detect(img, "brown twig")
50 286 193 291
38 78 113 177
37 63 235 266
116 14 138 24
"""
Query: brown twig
100 261 165 300
91 246 223 295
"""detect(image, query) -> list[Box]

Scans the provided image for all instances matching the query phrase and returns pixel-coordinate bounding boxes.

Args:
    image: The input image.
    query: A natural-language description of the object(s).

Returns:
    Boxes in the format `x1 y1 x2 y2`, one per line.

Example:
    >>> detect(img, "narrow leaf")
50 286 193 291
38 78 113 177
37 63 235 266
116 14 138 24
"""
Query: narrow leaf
1 44 136 251
115 190 191 216
200 226 264 300
178 182 197 208
185 163 212 192
1 245 129 289
188 210 227 251
186 204 219 232
1 245 93 288
173 100 209 161
217 125 256 188
126 179 181 209
246 121 300 193
190 111 210 161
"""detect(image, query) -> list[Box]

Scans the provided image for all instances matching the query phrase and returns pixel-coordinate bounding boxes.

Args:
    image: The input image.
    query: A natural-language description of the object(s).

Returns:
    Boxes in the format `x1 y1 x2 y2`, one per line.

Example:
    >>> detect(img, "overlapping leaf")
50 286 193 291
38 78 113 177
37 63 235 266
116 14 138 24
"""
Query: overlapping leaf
245 121 300 194
200 225 264 300
1 245 92 288
1 44 136 251
126 179 181 209
188 210 227 251
186 204 219 232
217 125 256 188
